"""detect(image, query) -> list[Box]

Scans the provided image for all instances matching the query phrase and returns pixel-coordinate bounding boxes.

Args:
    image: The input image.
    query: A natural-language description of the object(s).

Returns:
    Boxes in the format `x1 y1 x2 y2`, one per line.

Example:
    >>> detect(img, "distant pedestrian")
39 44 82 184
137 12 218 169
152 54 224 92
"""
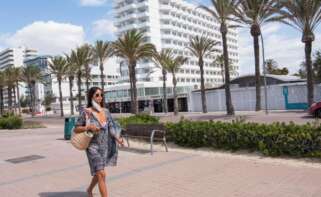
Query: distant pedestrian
74 87 124 197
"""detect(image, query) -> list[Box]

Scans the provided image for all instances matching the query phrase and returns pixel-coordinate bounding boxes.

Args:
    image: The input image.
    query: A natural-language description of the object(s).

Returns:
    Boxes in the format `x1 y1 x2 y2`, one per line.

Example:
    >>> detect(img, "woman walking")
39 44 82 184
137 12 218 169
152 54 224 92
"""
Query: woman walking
74 87 124 197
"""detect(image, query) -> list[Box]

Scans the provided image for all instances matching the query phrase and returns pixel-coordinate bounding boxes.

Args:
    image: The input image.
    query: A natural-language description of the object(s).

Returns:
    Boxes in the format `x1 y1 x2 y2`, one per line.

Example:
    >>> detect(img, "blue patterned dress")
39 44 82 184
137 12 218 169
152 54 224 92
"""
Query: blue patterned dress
75 108 118 176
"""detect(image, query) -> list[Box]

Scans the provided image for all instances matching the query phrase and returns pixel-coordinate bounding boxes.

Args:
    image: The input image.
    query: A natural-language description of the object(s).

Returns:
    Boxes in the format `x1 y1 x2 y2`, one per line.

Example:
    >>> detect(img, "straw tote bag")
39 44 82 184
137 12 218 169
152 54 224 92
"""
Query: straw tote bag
71 111 94 150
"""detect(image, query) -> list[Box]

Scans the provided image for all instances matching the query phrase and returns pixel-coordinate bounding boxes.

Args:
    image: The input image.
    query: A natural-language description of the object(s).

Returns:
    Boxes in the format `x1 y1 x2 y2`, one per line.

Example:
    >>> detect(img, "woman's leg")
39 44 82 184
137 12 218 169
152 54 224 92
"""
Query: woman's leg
87 175 98 197
96 169 108 197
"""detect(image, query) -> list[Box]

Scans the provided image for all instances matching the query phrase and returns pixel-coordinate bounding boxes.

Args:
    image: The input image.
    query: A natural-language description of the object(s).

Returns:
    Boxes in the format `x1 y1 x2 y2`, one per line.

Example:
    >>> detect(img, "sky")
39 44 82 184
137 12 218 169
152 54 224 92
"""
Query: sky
0 0 320 75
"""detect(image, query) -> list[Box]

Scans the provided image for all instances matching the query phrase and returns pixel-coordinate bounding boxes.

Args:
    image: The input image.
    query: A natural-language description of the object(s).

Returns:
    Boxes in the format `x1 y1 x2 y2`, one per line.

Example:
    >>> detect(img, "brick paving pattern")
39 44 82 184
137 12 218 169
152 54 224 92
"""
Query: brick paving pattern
1 119 321 196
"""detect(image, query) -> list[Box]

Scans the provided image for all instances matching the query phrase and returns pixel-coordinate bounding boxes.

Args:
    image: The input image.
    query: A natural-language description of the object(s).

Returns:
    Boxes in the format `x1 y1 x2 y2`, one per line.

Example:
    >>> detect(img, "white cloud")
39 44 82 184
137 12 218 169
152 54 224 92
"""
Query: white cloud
0 34 9 51
4 21 85 55
80 0 107 6
238 23 321 75
92 19 117 38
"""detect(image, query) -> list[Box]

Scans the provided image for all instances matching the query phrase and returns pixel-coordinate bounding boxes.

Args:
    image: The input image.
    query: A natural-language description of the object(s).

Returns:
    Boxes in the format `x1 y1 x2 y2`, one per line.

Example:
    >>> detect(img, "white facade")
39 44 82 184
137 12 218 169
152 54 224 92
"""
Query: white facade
114 0 239 88
189 83 314 112
0 47 37 70
24 56 121 114
0 47 37 108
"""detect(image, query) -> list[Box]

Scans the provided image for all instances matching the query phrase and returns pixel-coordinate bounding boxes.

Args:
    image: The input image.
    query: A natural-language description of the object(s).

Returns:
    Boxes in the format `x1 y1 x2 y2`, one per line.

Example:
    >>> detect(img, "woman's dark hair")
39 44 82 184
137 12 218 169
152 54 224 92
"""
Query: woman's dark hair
87 87 105 108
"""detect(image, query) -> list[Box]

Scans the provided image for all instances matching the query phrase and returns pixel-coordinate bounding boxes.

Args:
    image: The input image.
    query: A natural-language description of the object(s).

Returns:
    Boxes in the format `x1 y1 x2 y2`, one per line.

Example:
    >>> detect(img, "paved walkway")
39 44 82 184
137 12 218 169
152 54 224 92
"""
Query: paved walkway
1 126 321 196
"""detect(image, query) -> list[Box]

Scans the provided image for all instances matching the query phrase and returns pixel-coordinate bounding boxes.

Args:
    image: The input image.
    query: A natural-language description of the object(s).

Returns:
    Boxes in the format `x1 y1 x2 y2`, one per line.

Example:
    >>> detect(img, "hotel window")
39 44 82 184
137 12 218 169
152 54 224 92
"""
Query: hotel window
187 78 190 82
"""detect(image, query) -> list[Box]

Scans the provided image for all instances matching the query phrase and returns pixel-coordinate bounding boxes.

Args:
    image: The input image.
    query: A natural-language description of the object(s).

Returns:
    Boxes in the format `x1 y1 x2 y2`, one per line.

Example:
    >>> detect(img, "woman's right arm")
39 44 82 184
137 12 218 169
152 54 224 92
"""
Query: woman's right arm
74 110 100 134
74 111 88 133
74 125 88 133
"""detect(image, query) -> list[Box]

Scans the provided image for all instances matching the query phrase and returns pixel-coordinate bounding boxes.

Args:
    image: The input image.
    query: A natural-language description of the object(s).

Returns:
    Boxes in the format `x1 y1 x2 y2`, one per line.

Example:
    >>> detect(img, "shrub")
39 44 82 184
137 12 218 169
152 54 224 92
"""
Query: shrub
117 114 160 128
0 115 23 129
165 120 321 158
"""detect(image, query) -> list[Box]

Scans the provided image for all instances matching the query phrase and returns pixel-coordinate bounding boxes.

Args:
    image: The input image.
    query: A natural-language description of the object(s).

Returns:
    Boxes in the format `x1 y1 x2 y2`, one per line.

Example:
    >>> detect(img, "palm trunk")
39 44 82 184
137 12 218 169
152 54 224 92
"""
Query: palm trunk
100 61 105 93
77 72 82 111
132 62 138 114
162 69 168 113
0 86 3 115
8 85 12 113
29 82 36 117
16 82 21 115
129 72 135 114
58 79 64 117
28 84 33 115
69 76 74 115
221 24 235 115
13 85 17 115
253 35 261 111
85 64 90 94
199 57 207 113
172 73 178 116
305 41 314 106
32 82 37 116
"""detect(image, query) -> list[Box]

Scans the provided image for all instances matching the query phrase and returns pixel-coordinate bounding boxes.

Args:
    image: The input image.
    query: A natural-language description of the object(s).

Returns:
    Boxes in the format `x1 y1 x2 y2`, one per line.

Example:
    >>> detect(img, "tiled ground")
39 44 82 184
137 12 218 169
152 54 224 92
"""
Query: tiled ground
1 126 321 197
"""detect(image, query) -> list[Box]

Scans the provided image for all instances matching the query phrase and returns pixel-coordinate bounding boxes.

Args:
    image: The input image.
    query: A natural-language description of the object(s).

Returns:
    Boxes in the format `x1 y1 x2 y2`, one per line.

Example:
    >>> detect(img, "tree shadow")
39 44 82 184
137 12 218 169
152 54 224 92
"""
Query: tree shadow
39 191 88 197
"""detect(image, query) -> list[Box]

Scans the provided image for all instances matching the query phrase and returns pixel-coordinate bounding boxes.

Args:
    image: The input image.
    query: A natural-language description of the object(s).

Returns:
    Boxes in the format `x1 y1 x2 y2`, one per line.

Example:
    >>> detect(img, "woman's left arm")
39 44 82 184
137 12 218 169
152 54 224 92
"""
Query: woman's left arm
106 109 125 147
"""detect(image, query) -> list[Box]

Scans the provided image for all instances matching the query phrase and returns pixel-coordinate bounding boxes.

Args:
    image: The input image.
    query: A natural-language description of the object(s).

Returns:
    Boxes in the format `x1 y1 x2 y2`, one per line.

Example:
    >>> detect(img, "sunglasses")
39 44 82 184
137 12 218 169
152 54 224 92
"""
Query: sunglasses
94 93 103 98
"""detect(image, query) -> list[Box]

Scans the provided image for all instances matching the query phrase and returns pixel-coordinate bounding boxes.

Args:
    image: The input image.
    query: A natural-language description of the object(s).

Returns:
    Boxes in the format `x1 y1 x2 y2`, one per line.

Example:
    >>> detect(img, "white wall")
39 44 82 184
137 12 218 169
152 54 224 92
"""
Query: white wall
189 83 319 112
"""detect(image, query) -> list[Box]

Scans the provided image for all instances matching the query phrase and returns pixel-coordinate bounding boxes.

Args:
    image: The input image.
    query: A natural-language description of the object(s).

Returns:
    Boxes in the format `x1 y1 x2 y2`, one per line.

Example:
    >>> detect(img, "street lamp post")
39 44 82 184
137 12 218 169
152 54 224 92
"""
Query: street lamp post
260 33 269 115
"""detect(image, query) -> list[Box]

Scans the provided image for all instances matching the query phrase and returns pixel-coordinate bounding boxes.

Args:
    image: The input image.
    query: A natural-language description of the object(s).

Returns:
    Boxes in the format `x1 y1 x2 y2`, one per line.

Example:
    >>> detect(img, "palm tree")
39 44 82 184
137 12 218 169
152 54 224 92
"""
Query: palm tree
93 40 113 93
65 54 76 115
164 55 188 116
273 0 321 107
187 35 219 113
4 68 15 113
234 0 280 111
71 46 91 111
81 44 93 94
214 55 236 84
11 67 22 115
199 0 240 115
214 55 226 83
0 72 5 115
21 65 42 116
49 56 68 117
153 49 174 113
112 29 155 114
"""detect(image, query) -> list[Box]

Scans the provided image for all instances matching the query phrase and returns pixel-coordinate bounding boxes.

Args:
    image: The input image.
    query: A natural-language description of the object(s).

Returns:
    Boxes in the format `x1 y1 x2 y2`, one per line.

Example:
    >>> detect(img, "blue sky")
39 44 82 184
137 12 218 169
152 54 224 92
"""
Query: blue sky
0 0 320 75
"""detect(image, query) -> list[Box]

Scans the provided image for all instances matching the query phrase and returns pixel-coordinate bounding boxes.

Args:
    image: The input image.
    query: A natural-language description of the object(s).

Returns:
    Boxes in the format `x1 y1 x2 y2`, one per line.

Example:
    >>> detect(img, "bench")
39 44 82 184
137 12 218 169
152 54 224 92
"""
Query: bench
122 124 168 155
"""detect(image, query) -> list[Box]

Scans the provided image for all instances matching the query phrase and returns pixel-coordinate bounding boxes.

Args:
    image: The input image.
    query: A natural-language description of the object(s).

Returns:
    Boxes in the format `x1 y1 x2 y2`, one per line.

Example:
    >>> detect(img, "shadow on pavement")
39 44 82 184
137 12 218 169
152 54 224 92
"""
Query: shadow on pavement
39 191 87 197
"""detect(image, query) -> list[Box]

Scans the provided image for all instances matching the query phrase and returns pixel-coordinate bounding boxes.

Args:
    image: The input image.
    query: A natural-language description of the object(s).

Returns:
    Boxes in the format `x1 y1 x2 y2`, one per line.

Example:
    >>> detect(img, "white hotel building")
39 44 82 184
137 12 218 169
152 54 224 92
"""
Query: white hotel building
0 47 37 70
114 0 239 86
107 0 239 112
0 47 37 108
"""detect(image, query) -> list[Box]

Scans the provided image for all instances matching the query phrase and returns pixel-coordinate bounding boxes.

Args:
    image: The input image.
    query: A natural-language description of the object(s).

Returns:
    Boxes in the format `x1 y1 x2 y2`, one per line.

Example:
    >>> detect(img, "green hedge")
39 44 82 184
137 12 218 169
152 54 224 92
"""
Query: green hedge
166 120 321 158
117 114 160 128
0 115 23 129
